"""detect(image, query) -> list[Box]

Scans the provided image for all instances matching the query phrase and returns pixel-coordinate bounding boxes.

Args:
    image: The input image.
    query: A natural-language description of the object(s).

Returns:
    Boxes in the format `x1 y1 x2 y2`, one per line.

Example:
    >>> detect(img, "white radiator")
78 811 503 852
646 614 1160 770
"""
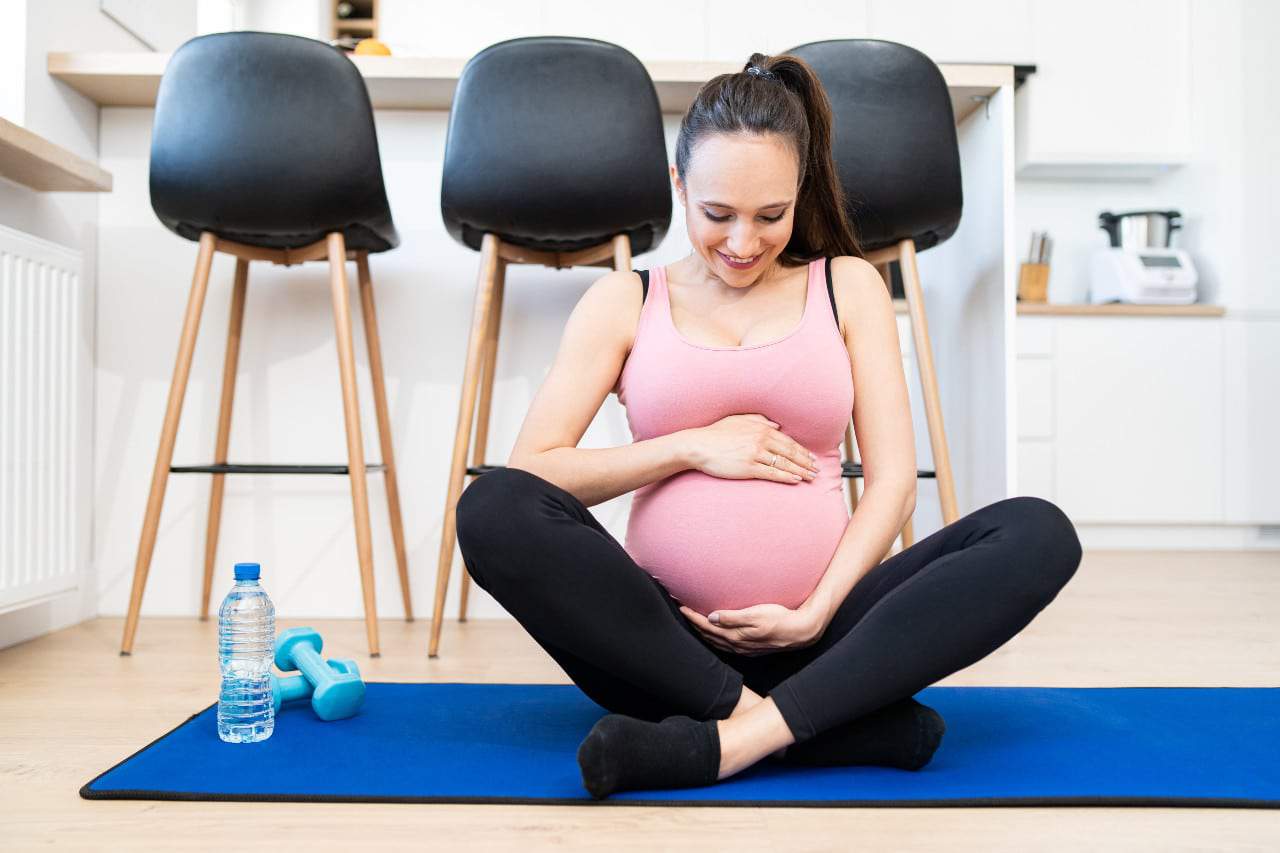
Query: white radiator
0 224 85 612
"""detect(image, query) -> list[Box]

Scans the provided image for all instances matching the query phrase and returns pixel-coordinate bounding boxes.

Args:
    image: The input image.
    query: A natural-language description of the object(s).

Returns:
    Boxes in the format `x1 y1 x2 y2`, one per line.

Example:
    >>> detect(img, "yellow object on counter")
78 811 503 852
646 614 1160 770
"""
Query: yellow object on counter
354 38 391 56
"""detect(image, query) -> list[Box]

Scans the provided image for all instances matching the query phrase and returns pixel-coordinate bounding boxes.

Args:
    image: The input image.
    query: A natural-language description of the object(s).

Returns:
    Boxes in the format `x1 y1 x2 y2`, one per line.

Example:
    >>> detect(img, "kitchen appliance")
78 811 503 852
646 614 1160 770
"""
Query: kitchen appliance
1089 209 1198 305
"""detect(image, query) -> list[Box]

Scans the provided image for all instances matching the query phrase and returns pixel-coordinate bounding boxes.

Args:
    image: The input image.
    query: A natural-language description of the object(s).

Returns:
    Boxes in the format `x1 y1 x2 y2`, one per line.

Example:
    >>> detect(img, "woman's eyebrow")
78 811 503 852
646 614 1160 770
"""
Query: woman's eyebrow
699 200 792 211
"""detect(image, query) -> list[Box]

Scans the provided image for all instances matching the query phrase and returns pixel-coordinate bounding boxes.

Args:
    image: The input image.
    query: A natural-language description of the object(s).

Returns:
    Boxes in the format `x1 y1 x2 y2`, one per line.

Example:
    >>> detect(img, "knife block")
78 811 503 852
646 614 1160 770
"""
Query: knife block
1018 262 1050 302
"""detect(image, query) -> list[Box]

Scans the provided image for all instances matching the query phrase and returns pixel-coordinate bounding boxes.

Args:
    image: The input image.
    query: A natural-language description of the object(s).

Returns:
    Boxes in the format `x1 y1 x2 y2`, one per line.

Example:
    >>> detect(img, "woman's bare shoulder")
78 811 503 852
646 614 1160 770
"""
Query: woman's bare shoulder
828 255 892 341
569 269 645 395
578 269 644 347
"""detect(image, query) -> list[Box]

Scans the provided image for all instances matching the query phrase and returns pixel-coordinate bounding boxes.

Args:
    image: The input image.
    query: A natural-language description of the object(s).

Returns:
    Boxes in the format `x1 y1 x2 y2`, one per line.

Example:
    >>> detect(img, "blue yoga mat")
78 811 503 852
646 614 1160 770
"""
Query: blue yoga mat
82 682 1280 807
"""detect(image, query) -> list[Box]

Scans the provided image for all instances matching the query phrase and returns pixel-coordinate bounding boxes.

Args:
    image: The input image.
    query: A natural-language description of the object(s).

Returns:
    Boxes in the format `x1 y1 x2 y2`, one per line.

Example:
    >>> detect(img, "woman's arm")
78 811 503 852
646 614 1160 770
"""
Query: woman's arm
801 255 918 628
505 269 693 507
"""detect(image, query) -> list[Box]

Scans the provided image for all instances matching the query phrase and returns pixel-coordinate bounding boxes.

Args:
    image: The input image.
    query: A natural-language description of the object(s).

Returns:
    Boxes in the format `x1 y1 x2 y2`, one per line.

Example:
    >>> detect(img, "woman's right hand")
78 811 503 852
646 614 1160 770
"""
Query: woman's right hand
682 414 821 484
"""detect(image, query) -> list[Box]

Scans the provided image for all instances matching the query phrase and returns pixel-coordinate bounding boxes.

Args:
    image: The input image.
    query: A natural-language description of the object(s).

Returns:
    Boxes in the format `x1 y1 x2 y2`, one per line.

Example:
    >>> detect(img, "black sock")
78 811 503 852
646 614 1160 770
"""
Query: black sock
576 714 720 799
776 697 946 770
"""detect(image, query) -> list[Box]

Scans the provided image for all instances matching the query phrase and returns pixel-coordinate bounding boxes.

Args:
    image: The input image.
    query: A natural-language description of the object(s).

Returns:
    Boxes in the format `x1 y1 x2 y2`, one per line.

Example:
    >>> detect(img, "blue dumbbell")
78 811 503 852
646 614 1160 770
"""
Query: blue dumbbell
269 660 361 717
273 627 365 721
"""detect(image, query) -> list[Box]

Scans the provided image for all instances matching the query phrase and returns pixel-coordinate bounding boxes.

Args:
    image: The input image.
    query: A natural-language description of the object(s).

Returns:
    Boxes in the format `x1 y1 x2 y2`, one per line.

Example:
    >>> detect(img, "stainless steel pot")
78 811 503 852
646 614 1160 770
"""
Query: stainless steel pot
1098 210 1182 249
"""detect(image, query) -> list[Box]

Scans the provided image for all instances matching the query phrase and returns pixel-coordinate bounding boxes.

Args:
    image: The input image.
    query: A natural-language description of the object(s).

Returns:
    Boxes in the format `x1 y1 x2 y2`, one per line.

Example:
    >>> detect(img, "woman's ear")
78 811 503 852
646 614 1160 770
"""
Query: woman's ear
669 164 685 205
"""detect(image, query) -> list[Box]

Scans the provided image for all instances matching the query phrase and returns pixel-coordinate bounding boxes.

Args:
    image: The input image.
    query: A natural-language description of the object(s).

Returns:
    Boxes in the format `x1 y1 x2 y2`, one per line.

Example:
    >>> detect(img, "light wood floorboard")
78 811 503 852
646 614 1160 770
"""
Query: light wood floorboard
2 550 1279 851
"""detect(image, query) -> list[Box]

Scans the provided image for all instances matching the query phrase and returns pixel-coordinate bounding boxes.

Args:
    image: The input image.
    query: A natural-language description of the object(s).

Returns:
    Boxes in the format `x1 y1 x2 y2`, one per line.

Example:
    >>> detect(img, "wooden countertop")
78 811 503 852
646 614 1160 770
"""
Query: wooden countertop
46 52 1012 121
0 118 112 192
1016 302 1225 317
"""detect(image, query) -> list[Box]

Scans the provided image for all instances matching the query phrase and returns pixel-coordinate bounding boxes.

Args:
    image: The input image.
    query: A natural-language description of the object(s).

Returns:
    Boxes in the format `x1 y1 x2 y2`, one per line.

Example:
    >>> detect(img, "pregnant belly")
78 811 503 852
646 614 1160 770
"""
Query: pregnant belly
624 469 850 615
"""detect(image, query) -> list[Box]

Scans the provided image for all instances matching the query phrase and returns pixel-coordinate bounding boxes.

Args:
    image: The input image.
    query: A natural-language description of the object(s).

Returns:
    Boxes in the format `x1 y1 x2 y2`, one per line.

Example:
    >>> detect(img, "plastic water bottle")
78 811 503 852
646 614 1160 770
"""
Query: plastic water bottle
217 562 276 743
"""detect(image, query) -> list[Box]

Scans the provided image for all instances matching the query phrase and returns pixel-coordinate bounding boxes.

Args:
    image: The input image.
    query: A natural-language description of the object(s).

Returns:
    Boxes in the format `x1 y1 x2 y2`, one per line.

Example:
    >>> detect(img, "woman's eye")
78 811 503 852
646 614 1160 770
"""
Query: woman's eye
702 211 785 223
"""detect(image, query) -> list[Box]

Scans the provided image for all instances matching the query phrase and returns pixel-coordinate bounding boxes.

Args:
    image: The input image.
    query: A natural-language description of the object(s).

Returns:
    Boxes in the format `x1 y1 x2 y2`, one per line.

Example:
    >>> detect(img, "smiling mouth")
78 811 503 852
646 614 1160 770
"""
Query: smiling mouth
717 250 762 269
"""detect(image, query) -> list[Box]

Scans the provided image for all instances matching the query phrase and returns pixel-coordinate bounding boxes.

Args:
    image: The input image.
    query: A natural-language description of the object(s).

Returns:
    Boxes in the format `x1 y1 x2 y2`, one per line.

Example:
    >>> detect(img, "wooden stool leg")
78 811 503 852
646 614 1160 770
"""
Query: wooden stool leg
611 233 632 271
899 238 959 525
120 232 217 654
431 233 501 657
355 252 413 623
200 258 249 620
457 255 507 623
327 234 380 657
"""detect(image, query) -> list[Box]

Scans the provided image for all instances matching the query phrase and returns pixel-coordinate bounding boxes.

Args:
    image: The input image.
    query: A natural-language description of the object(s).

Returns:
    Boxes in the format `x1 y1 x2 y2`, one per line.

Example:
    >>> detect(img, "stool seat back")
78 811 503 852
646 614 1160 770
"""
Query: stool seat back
788 39 962 254
442 36 671 255
150 31 398 253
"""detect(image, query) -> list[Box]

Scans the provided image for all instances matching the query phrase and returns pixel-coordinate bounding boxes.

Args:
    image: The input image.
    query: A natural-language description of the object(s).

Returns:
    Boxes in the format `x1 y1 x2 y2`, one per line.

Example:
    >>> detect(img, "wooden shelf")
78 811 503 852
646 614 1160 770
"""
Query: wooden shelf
332 0 378 40
1016 302 1225 317
0 117 112 192
46 52 1011 119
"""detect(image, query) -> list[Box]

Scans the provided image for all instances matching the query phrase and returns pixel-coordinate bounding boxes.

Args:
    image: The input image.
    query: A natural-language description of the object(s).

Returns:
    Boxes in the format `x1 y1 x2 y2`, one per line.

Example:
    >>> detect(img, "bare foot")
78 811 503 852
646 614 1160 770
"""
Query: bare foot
730 686 788 760
716 696 795 779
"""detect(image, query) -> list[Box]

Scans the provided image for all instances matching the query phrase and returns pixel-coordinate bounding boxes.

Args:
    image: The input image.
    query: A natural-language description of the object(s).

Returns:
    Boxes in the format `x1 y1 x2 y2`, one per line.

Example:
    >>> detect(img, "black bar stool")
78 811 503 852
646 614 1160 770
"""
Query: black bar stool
431 36 671 657
120 31 411 657
788 38 963 548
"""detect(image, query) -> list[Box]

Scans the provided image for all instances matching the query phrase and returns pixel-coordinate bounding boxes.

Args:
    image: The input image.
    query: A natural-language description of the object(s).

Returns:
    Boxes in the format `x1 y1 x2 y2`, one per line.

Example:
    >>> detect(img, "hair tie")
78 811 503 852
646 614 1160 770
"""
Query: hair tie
746 65 779 81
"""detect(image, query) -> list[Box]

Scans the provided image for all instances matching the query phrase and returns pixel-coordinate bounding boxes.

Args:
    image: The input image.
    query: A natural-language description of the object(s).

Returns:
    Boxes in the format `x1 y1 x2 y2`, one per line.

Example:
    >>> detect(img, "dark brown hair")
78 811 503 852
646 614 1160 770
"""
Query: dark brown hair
675 52 863 266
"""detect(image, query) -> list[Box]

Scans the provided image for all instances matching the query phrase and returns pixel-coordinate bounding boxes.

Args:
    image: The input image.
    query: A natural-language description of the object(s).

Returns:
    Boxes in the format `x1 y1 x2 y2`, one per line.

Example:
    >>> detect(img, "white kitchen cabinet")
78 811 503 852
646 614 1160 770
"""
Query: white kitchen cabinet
1017 440 1055 500
1222 319 1280 523
1015 0 1192 178
1016 315 1226 523
867 0 1034 65
1055 317 1222 522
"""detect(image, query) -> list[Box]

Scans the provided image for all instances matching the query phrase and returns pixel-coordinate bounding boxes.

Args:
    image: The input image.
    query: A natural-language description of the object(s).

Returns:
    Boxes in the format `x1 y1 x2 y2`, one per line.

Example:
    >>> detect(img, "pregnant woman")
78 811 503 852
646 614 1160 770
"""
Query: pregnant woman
455 52 1082 799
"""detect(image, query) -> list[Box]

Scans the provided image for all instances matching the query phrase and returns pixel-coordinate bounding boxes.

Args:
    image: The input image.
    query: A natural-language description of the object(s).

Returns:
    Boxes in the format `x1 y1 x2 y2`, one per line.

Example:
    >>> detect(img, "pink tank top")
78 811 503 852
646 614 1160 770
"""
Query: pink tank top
617 258 854 615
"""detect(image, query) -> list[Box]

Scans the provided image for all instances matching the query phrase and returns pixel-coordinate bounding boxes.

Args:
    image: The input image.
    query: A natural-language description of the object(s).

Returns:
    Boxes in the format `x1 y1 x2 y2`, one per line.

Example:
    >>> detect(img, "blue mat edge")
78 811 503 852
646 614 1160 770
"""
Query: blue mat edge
80 682 1280 809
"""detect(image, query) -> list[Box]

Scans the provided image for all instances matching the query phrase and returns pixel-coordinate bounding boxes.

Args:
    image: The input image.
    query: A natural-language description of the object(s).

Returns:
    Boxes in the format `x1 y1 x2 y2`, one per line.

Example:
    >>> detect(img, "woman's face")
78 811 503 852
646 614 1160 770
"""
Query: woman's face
672 132 799 286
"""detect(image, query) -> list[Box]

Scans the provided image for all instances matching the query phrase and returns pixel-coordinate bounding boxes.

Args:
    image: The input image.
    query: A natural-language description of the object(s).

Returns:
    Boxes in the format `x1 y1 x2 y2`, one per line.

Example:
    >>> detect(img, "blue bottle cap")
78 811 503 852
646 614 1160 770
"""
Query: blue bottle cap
233 562 261 581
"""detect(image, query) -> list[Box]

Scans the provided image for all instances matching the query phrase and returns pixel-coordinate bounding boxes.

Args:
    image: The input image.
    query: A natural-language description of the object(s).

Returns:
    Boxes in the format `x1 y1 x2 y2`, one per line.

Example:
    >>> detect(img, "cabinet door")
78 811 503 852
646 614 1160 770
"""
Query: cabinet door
1223 319 1280 523
1017 0 1191 174
1054 318 1223 523
707 0 871 61
867 0 1033 64
1017 440 1055 499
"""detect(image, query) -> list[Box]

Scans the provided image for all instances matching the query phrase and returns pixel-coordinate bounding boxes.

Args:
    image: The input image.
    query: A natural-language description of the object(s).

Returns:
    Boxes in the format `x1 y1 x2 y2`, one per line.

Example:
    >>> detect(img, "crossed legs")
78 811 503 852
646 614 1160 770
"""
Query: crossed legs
455 465 1082 786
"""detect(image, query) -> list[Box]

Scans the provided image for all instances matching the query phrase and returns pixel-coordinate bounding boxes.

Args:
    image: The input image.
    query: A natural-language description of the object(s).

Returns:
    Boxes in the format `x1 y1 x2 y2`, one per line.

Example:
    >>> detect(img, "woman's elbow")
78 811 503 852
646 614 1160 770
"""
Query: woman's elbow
899 484 917 523
505 445 543 473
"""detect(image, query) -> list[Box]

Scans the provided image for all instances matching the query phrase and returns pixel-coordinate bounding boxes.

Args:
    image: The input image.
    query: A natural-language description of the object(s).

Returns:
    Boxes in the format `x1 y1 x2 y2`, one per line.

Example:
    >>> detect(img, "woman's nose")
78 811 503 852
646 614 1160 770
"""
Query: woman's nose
727 225 761 257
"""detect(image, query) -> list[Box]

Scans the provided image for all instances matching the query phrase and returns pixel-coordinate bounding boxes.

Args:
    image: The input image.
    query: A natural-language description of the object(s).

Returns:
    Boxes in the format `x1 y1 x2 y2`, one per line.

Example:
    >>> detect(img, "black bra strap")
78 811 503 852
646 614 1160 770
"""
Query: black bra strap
826 258 839 328
638 269 649 304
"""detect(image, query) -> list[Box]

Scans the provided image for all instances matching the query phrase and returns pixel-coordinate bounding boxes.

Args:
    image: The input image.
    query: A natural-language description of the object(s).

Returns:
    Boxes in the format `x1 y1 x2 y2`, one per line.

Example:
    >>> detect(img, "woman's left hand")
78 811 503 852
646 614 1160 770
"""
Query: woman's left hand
679 602 825 656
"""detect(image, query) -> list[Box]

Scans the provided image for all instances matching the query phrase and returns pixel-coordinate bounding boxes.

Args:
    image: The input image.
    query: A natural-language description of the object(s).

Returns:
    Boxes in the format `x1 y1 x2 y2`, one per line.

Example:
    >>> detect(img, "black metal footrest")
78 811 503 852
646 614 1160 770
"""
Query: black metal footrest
170 463 387 475
465 464 505 477
841 461 936 479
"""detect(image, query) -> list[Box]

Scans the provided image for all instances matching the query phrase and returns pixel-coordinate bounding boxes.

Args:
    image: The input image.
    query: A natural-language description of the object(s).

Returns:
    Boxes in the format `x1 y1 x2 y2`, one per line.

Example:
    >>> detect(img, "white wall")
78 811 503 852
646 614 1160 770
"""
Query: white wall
0 0 27 124
0 0 148 650
1239 0 1280 317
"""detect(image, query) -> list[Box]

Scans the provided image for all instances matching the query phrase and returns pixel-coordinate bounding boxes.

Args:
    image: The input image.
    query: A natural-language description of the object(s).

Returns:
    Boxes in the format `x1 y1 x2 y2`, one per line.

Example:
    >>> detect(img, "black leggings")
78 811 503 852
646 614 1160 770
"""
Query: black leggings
455 466 1081 744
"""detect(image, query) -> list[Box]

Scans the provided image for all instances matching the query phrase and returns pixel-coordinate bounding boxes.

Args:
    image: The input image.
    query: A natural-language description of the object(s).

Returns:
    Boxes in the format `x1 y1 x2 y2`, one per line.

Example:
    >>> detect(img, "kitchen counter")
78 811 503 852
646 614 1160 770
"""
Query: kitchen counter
1016 302 1225 317
47 52 1010 120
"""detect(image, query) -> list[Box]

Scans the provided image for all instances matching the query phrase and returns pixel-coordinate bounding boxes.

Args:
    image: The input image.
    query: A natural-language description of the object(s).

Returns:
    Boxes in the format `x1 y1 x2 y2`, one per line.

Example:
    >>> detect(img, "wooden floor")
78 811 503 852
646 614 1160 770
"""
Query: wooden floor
3 550 1279 851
